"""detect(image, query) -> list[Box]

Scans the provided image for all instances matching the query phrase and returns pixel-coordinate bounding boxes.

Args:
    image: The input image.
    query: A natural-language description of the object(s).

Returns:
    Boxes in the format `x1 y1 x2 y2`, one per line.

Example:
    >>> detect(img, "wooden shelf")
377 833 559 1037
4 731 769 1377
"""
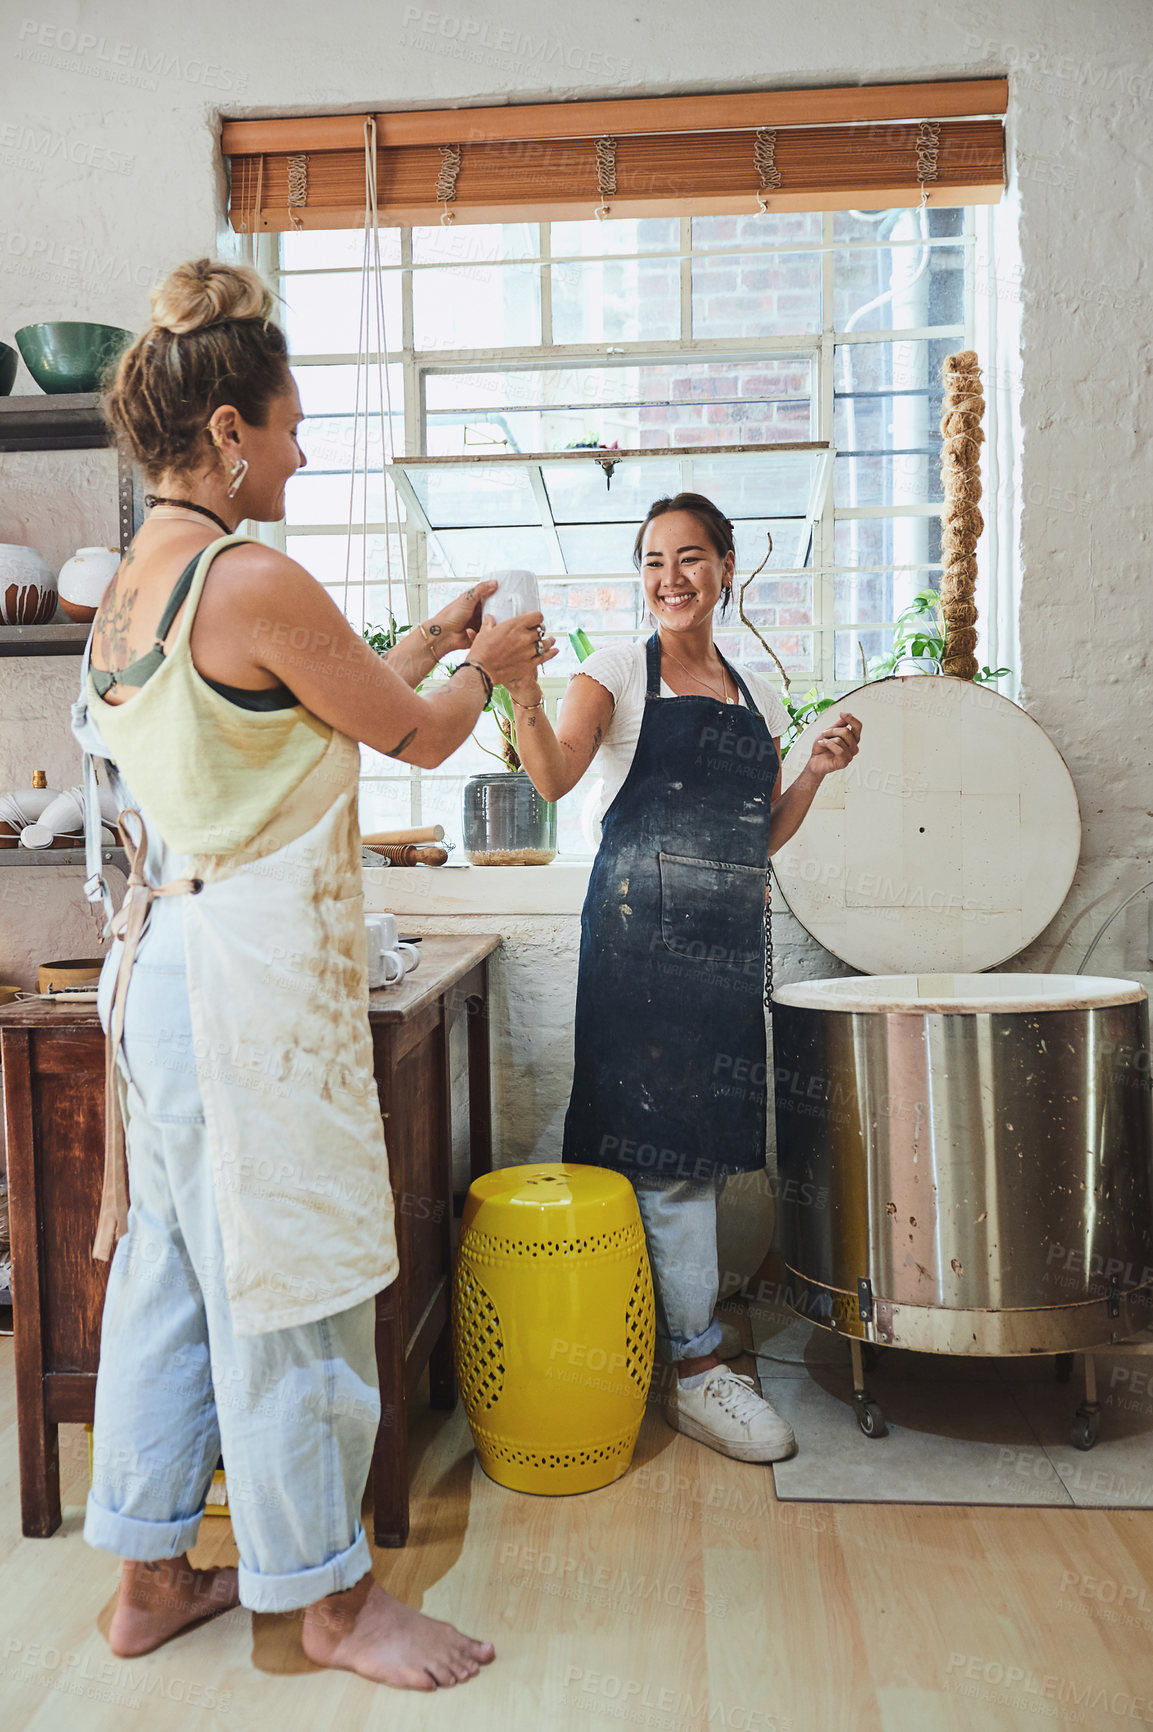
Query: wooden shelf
0 622 91 657
0 393 113 453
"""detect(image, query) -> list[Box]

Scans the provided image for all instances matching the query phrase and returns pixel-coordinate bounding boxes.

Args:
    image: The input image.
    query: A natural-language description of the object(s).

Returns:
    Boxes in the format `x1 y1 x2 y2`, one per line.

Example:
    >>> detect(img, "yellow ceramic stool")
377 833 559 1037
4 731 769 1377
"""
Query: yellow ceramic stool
453 1162 655 1494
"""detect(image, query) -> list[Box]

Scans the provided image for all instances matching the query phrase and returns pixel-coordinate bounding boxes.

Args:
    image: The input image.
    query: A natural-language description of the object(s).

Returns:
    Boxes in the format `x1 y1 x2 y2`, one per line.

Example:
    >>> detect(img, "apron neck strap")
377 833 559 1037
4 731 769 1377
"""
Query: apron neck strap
644 632 662 699
645 631 764 717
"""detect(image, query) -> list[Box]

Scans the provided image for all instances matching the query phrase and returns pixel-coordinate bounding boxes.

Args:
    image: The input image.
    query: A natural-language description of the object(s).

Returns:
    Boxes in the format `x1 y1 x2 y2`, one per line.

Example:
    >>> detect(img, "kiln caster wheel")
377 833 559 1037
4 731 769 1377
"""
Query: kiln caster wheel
855 1397 888 1439
1070 1410 1100 1451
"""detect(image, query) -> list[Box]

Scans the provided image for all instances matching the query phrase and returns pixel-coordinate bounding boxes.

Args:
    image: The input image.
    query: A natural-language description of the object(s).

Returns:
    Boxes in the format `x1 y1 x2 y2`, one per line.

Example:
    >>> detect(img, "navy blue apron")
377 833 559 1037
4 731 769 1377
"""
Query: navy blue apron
562 633 778 1183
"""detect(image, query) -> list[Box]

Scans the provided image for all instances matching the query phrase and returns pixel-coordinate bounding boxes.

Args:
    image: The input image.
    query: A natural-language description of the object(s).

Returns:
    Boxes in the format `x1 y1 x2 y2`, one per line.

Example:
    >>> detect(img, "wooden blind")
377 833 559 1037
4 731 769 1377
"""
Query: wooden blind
223 80 1006 233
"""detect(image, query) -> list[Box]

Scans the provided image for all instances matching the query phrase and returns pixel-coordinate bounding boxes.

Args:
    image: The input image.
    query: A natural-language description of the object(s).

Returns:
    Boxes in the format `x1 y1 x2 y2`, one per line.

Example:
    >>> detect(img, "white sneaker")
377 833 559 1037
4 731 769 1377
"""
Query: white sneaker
667 1367 797 1463
716 1319 744 1360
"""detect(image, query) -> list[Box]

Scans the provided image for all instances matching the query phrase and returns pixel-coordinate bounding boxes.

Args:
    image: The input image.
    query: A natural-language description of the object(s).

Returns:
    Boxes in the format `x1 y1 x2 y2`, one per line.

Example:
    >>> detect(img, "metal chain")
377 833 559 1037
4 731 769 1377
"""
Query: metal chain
764 872 774 1010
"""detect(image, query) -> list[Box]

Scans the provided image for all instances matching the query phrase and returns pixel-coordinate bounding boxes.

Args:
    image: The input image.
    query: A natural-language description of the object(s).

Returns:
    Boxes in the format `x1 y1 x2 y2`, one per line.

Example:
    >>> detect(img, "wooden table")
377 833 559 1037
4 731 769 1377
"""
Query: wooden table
0 933 499 1548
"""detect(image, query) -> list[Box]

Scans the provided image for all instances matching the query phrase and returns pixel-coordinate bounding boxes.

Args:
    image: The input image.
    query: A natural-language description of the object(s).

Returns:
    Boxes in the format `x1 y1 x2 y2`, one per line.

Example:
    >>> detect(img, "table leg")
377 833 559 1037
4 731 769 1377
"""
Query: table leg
431 1003 457 1412
372 1285 409 1548
466 960 493 1183
5 1030 64 1537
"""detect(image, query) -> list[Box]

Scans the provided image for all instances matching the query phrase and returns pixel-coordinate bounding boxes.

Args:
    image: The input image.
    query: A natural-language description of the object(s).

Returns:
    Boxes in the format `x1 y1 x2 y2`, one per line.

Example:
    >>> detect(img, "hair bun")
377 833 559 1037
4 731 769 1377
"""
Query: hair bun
150 258 273 336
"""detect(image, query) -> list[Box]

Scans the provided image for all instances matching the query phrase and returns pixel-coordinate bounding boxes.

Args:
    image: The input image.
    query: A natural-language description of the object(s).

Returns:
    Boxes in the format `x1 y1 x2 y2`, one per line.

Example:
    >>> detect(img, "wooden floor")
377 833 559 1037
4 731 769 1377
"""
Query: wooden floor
3 1329 1153 1730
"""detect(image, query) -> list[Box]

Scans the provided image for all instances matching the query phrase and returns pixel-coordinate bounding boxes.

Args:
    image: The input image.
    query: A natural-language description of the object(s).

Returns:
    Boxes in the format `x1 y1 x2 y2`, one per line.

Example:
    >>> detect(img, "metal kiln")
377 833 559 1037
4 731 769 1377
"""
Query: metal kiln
771 676 1153 1445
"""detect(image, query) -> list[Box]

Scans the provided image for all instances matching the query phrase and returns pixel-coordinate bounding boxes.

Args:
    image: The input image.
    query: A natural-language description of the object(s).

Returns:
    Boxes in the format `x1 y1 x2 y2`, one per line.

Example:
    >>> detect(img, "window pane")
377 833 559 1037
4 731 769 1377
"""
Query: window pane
282 271 402 355
357 775 416 832
692 252 820 338
550 218 679 255
402 462 539 528
287 532 407 598
431 526 558 579
833 518 941 568
551 257 680 343
836 627 893 680
557 524 640 573
715 624 812 676
834 570 896 627
413 263 541 350
834 337 948 504
425 359 812 452
540 578 640 641
281 228 401 270
733 519 811 572
542 458 682 524
292 360 403 420
285 470 396 527
690 450 821 517
692 212 822 249
736 573 814 630
411 223 538 264
832 238 965 331
833 570 938 629
298 415 402 474
834 337 956 394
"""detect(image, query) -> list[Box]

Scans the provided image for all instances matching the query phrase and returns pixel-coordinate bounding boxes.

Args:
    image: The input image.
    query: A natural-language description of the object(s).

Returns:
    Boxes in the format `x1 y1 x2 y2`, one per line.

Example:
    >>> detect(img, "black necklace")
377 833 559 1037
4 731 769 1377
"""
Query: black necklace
144 495 234 535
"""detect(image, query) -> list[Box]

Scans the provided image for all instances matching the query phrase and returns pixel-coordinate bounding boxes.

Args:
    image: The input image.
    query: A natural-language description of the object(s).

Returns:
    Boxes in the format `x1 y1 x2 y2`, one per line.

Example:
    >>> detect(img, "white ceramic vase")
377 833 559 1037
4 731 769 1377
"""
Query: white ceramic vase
57 544 119 623
0 544 56 626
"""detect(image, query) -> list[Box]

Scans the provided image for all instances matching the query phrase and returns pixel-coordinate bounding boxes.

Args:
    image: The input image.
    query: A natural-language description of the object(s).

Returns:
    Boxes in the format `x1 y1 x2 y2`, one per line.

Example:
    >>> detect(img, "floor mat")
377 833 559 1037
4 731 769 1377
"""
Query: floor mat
751 1306 1153 1508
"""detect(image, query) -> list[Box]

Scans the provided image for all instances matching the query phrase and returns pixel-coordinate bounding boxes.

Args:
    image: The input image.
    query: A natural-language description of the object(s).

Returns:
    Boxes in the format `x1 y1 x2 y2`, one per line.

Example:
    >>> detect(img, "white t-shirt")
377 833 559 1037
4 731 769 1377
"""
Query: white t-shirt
574 639 791 831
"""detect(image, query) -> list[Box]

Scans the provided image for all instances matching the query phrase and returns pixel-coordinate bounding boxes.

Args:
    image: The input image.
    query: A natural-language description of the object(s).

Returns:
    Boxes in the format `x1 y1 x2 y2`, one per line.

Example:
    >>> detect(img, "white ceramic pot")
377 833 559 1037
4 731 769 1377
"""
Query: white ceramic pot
57 544 119 623
0 544 56 626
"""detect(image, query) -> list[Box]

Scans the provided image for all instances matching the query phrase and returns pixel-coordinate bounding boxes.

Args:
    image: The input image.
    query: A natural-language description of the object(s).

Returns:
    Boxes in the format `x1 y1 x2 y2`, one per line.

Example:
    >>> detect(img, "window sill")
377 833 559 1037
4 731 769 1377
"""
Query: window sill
363 861 591 916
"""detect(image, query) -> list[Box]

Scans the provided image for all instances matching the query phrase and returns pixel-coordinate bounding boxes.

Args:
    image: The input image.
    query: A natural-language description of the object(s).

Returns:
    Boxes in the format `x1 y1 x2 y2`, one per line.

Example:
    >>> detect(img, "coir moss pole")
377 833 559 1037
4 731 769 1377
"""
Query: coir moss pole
939 349 985 680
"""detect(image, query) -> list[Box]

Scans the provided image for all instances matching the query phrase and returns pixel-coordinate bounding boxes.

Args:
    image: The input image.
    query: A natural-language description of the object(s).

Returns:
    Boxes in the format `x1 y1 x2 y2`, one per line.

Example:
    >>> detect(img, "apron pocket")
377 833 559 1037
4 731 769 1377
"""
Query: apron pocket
659 852 767 969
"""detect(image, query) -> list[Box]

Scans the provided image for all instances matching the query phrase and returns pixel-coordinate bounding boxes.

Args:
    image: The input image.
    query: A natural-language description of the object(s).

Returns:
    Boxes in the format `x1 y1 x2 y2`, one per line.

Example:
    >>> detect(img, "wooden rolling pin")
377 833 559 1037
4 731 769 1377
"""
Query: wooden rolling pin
365 843 449 866
361 825 445 846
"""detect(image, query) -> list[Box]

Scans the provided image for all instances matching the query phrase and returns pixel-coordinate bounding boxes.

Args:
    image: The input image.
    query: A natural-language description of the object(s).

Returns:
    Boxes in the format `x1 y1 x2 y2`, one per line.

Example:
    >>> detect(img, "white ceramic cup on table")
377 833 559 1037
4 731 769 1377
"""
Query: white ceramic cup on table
481 569 541 624
365 913 419 988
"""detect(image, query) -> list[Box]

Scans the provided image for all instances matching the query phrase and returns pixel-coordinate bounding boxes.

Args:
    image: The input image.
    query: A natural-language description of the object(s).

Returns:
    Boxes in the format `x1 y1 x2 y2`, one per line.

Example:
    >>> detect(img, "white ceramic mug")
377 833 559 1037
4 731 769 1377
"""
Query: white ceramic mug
481 569 541 624
365 914 419 988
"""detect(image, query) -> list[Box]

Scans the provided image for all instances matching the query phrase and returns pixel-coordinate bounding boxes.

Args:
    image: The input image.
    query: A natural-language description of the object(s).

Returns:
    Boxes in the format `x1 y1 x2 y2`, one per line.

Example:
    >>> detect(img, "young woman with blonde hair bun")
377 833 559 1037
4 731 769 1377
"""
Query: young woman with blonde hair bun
75 256 555 1688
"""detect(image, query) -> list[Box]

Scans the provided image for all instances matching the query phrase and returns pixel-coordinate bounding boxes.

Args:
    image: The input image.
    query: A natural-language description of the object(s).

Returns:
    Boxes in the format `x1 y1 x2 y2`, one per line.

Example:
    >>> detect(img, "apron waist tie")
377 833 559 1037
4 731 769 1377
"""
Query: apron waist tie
93 810 202 1261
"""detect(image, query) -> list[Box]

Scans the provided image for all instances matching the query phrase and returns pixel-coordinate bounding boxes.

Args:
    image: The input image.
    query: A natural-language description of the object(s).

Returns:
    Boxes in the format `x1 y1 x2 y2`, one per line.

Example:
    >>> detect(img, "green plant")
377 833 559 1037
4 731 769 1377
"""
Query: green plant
363 617 411 657
866 590 1010 686
780 686 837 758
866 589 946 678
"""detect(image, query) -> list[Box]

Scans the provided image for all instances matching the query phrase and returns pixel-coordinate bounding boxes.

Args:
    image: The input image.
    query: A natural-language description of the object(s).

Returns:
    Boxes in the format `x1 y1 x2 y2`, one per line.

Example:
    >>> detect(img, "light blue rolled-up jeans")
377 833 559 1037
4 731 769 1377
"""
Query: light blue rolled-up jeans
632 1175 729 1361
83 896 381 1613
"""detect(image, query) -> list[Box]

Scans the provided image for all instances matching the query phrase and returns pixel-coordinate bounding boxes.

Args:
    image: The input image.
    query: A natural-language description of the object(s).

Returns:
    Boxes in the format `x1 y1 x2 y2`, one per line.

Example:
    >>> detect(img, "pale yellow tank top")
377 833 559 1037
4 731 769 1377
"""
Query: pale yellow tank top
89 534 354 863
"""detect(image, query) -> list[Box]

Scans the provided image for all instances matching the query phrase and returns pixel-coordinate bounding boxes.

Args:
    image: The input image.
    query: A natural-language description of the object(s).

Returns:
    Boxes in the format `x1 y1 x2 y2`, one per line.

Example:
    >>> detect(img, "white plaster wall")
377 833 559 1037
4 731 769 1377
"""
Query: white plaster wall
3 1 1153 1274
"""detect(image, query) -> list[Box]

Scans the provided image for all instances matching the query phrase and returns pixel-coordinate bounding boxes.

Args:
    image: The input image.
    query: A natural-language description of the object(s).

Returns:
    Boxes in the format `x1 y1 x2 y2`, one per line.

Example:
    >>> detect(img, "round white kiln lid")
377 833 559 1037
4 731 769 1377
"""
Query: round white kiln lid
772 676 1081 974
774 972 1144 1015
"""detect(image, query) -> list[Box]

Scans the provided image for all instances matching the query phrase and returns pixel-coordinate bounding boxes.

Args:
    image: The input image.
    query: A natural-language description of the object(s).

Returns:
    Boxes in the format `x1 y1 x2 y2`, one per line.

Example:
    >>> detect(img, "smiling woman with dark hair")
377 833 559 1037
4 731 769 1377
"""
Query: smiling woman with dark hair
510 491 861 1464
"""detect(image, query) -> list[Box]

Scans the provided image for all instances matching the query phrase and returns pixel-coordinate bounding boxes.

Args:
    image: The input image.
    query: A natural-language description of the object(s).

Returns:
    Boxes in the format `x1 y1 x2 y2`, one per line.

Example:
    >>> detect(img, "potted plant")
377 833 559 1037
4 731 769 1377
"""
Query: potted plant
462 683 558 865
365 615 558 866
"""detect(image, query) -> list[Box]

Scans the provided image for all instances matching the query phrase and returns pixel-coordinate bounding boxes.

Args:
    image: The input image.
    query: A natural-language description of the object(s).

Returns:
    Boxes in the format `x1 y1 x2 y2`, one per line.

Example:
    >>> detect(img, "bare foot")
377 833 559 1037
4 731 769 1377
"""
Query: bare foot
302 1573 495 1689
110 1555 240 1657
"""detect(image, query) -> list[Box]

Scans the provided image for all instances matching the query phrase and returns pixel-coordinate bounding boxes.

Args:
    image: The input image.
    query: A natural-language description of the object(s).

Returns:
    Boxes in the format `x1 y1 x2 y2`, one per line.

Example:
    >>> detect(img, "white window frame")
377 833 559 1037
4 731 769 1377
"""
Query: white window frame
262 208 982 839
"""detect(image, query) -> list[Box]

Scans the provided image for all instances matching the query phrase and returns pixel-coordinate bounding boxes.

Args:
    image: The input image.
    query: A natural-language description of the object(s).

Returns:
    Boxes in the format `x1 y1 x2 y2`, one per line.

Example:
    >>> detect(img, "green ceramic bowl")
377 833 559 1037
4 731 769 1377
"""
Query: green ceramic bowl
14 322 134 394
0 344 17 395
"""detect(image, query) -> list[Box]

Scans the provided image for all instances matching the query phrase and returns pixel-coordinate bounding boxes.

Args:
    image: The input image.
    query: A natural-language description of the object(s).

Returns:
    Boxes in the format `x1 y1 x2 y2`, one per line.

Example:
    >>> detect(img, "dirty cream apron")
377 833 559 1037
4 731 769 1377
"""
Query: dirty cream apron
72 534 398 1336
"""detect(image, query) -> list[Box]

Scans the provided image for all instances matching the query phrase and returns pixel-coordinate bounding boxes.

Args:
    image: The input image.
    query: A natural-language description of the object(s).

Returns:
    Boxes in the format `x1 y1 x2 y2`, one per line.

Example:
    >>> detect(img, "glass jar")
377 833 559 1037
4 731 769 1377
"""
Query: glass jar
462 772 557 866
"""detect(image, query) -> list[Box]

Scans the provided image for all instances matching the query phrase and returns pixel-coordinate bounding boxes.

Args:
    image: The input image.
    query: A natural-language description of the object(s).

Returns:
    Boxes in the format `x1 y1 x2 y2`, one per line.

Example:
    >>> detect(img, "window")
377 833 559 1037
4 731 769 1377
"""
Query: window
277 204 977 853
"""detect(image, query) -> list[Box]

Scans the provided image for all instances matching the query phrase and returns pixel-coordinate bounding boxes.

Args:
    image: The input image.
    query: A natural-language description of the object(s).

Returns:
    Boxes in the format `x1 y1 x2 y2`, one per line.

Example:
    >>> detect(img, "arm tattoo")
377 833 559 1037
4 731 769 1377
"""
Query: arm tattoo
428 623 442 638
384 728 417 758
